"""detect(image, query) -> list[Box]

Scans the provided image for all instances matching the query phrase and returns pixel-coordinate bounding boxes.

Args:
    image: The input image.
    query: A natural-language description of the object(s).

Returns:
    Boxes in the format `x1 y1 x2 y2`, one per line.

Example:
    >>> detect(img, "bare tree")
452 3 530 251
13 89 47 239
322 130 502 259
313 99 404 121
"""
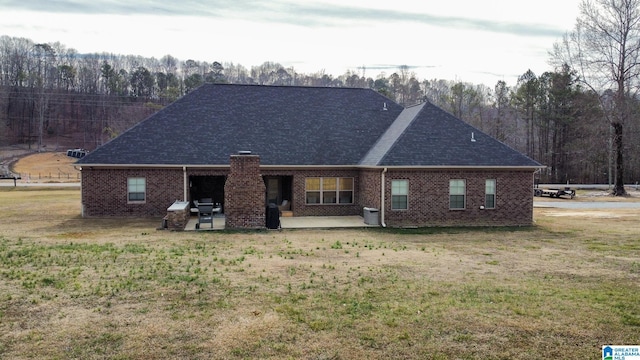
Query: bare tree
513 70 541 159
160 54 178 75
223 62 250 84
422 79 452 108
553 0 640 195
492 80 510 142
33 43 56 151
444 82 485 128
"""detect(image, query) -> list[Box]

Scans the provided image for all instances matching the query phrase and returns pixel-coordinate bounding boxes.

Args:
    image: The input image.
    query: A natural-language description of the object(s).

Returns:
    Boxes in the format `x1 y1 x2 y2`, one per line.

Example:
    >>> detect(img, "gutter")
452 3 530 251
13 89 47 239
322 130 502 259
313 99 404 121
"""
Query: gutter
75 163 544 171
380 167 387 228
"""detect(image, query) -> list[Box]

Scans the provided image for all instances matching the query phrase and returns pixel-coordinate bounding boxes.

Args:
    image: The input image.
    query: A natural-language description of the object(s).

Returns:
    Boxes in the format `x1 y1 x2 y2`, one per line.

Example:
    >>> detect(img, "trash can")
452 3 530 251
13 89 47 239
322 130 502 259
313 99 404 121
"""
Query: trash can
363 207 379 225
266 203 280 229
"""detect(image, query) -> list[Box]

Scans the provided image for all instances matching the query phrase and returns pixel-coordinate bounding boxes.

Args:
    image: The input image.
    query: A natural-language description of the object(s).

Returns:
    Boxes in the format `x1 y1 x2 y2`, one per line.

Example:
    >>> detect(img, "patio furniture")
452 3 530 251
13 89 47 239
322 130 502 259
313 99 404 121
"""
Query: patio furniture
191 198 213 215
278 199 290 212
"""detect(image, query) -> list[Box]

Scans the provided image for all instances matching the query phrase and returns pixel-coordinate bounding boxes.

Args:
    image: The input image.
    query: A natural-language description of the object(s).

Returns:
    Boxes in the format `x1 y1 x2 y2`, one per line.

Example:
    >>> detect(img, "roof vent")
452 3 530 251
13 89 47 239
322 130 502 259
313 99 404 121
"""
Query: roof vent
238 150 252 155
471 132 476 142
383 102 388 111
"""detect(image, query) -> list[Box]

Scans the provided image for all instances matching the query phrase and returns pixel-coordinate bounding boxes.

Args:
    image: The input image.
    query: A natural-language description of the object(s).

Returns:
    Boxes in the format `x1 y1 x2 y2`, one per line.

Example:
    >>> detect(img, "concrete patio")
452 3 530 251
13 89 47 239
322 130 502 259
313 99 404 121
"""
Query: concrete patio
184 215 377 231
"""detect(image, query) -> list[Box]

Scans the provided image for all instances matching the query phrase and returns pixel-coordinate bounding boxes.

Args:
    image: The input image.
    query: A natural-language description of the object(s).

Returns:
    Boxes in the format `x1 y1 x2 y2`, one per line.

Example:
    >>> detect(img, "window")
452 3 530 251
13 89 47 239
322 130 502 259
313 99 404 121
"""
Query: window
306 177 354 204
322 178 337 203
485 179 496 209
339 178 354 204
128 177 146 202
391 180 408 210
305 178 321 204
449 179 465 209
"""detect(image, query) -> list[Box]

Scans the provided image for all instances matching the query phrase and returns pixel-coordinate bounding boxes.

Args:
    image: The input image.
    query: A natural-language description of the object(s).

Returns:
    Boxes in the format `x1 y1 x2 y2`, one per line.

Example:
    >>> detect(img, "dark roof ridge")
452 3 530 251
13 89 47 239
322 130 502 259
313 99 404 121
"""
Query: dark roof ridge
199 83 378 92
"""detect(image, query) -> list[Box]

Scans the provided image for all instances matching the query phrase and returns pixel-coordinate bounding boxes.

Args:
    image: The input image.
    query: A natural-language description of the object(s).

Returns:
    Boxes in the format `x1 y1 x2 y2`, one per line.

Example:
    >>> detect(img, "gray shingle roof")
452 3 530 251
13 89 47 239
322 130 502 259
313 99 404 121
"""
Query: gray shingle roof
77 84 540 168
359 103 425 166
78 84 402 166
376 102 541 167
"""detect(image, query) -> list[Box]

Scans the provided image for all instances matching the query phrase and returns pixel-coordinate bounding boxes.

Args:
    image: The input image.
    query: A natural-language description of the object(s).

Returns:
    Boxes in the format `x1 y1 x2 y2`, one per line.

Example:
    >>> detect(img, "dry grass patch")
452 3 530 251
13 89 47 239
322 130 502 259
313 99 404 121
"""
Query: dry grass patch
10 152 80 182
1 188 639 359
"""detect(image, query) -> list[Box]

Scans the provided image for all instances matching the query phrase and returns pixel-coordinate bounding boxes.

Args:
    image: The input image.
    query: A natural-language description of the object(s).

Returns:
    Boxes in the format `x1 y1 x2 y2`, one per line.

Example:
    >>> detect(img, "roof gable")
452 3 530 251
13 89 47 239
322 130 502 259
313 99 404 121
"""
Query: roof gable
376 102 541 167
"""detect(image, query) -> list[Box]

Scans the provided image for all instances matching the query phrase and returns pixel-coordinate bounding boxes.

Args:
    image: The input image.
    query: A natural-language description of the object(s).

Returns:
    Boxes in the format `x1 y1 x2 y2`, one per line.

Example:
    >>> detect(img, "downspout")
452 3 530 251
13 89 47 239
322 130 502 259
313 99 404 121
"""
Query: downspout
183 166 188 201
77 166 84 217
380 167 387 227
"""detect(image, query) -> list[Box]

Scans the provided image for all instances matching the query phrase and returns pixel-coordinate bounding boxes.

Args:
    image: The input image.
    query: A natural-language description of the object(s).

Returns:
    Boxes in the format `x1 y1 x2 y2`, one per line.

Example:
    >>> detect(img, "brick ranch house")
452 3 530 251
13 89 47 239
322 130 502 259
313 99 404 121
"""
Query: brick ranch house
76 84 542 229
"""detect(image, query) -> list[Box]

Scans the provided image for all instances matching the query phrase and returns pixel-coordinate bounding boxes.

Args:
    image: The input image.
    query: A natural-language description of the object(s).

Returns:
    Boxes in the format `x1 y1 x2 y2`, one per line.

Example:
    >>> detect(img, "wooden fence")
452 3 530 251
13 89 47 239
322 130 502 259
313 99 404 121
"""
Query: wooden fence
19 172 81 181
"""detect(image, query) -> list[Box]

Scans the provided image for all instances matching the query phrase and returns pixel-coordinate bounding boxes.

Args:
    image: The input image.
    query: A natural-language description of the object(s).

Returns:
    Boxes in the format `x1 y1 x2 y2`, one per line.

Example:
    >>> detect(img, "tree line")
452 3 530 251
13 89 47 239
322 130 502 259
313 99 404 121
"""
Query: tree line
1 0 640 188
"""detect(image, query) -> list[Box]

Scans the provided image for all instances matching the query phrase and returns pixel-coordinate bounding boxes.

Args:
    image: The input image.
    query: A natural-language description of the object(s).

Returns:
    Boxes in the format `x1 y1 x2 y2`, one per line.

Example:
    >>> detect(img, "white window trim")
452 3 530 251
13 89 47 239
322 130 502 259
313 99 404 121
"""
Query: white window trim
391 179 409 210
449 179 466 210
485 179 496 209
127 177 146 203
305 177 354 205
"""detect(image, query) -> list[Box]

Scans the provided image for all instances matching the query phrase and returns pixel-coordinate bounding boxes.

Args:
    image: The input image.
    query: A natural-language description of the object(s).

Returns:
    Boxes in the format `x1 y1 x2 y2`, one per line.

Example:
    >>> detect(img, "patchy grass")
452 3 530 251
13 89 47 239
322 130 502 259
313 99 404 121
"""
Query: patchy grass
0 188 639 359
10 152 80 182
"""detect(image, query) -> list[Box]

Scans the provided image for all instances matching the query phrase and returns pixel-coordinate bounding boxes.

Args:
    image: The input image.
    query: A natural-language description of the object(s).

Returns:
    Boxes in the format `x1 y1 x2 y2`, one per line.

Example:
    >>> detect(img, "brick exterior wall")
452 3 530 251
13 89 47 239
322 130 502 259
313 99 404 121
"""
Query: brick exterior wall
382 169 534 227
224 155 266 229
284 169 362 217
81 168 183 217
81 165 534 227
359 169 382 211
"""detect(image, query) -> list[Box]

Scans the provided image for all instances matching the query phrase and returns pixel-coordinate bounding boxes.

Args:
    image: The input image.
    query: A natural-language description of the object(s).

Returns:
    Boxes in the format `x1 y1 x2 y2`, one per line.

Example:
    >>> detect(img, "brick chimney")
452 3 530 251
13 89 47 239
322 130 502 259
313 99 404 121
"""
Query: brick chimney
224 153 266 229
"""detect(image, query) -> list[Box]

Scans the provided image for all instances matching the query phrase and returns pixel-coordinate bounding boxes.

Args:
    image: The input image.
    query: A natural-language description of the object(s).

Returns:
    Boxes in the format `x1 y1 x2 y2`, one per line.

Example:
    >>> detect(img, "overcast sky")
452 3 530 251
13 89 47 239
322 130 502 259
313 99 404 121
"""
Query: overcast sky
0 0 582 86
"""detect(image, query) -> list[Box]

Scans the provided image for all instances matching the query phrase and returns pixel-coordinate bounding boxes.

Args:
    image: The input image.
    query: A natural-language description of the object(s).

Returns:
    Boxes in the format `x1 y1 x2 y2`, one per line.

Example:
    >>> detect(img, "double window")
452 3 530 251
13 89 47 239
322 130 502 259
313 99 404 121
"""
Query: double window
449 179 466 209
305 177 353 204
128 177 146 202
448 179 495 210
391 180 408 210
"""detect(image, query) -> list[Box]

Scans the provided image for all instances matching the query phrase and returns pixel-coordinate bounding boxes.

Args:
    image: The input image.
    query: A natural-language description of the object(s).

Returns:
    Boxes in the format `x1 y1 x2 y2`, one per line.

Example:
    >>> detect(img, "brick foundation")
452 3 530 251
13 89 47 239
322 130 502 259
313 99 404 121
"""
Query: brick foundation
224 154 266 229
